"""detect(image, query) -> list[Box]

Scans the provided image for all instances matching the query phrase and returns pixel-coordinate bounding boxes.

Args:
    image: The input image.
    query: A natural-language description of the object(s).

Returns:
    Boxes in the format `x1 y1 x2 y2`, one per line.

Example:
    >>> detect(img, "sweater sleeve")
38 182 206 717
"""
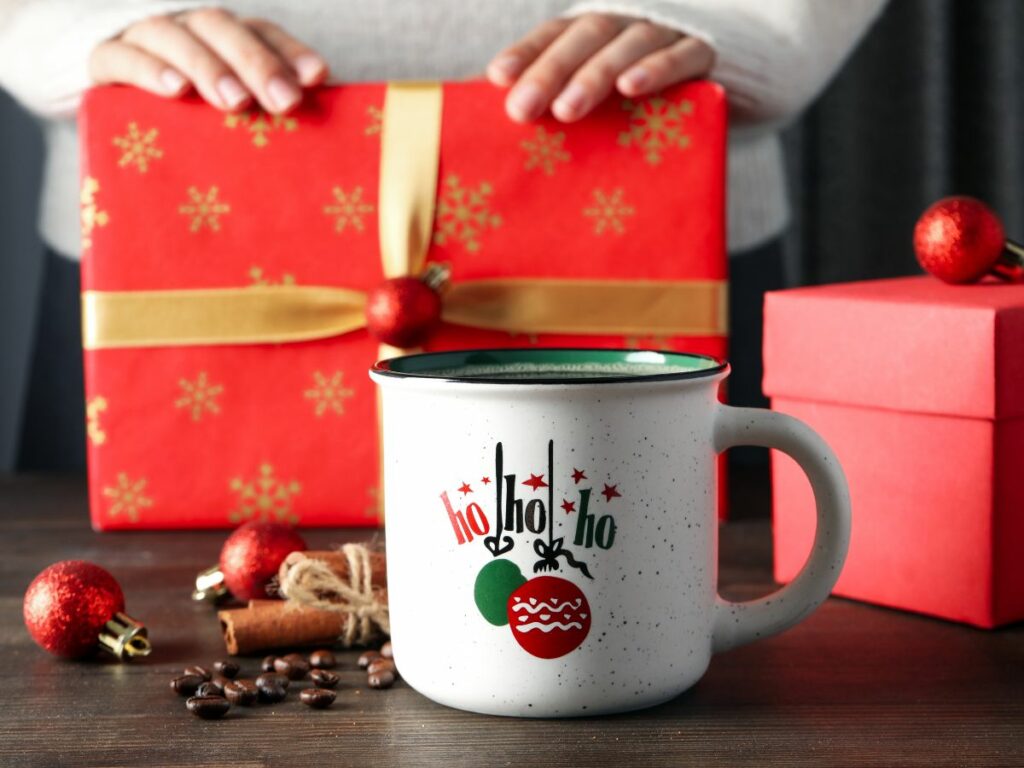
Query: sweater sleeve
0 0 213 118
563 0 888 128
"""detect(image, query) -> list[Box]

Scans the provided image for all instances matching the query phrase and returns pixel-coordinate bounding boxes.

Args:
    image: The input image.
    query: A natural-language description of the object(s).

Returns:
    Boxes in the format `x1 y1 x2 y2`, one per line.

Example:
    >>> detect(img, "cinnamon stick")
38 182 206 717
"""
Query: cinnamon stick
219 591 388 655
278 549 388 590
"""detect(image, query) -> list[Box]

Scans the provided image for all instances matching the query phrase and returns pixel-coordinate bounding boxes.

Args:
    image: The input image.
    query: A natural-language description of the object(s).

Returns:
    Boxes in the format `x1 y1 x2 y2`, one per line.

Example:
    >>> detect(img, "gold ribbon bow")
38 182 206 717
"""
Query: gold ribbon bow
83 84 726 352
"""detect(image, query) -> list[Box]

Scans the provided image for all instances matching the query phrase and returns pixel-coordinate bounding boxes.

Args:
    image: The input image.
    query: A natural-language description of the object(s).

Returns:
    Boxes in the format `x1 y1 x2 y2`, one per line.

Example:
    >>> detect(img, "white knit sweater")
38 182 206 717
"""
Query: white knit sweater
0 0 886 258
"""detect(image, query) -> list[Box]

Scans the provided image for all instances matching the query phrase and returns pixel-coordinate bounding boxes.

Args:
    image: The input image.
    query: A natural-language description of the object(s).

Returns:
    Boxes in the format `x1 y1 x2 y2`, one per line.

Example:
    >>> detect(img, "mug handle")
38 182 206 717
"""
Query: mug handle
711 405 851 653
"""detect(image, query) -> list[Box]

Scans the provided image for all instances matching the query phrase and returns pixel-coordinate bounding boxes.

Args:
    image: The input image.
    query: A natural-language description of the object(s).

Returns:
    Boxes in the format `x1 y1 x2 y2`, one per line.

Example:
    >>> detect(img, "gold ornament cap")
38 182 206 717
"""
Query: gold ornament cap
192 565 229 603
98 612 151 661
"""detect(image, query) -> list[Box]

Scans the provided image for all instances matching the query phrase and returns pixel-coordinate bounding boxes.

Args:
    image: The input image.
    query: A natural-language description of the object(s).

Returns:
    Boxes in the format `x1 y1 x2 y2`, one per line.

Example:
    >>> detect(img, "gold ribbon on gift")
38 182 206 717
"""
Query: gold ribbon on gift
83 83 726 350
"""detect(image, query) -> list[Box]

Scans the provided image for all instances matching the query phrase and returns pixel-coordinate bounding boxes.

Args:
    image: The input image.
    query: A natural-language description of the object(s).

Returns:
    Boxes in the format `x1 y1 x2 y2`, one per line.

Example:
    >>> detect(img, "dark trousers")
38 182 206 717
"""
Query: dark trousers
17 241 784 471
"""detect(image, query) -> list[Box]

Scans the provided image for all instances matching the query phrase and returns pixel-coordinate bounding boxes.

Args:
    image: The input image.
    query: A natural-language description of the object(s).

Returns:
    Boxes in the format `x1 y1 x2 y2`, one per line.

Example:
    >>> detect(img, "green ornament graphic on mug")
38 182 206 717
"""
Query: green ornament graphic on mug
371 349 851 717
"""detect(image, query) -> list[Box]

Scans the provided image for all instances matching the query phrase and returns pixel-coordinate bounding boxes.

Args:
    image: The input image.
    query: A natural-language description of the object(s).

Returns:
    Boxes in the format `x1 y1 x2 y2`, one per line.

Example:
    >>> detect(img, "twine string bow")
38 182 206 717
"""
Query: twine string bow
278 543 389 646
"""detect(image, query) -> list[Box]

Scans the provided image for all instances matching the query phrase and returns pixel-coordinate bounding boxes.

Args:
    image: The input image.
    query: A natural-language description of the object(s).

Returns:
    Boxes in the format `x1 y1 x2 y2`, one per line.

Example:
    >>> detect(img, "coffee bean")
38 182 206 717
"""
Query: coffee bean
223 679 258 706
367 669 395 689
358 650 380 669
255 673 288 703
309 649 336 669
380 641 393 659
196 681 223 698
184 665 212 681
300 688 337 709
310 669 339 689
274 654 309 680
367 658 397 677
212 660 240 679
261 655 278 673
186 695 231 719
170 674 205 697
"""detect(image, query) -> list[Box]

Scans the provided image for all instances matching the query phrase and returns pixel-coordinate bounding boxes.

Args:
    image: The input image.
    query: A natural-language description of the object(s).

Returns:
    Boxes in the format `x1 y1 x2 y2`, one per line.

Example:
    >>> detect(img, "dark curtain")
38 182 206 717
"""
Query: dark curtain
782 0 1024 285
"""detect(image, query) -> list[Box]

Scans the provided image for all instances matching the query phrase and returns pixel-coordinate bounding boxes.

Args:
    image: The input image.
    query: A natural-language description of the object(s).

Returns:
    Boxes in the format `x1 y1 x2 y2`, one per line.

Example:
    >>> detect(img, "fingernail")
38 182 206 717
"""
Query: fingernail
294 54 325 85
268 76 301 112
552 83 587 120
160 69 186 95
217 75 248 109
506 82 542 122
489 55 521 82
619 67 649 94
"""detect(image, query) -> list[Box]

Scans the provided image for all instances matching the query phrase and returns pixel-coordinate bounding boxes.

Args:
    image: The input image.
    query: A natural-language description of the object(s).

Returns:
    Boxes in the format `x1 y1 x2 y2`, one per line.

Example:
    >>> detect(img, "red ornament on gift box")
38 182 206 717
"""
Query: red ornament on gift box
23 560 150 660
366 275 443 347
913 196 1024 283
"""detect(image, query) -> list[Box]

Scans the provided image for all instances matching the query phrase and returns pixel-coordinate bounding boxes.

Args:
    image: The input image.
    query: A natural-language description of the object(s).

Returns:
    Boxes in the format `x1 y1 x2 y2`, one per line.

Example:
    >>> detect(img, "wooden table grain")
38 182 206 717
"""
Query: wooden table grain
1 474 1021 768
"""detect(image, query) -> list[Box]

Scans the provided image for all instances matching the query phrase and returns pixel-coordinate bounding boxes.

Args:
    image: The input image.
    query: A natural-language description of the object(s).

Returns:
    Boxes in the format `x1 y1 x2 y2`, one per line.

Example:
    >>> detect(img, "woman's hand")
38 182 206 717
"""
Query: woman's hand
488 14 714 123
88 8 327 114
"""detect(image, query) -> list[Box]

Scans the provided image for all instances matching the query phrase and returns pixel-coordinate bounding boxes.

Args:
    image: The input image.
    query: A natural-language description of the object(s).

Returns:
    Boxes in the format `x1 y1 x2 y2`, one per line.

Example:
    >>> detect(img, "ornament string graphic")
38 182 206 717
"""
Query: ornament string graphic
483 442 515 557
531 440 593 579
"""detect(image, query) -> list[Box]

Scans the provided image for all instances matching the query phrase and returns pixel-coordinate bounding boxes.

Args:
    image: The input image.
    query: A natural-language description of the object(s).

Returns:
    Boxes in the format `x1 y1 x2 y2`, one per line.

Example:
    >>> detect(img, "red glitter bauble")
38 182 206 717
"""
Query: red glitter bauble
913 196 1005 284
365 277 442 347
23 561 125 659
219 522 307 602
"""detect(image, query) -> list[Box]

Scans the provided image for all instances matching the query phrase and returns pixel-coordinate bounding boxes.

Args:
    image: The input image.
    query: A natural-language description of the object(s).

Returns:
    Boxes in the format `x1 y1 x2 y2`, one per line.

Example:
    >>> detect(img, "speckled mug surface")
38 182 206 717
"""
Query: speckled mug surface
370 349 850 718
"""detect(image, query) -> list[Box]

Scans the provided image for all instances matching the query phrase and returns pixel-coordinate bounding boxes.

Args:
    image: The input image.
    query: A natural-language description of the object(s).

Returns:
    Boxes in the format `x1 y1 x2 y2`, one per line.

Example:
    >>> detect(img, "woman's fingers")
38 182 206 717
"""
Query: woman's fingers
121 13 249 110
552 21 679 121
487 18 570 87
618 36 715 97
506 14 629 122
181 8 300 113
88 38 189 97
247 17 328 87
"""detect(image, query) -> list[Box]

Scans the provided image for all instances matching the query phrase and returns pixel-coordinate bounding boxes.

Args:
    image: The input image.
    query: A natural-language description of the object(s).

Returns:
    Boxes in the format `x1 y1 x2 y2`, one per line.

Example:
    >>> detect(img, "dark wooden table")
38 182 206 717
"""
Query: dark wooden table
1 475 1021 768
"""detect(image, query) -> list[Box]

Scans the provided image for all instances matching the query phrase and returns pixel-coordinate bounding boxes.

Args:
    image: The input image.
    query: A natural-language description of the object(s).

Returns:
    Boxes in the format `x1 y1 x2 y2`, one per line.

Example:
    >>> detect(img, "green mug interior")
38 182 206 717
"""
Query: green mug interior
371 348 727 384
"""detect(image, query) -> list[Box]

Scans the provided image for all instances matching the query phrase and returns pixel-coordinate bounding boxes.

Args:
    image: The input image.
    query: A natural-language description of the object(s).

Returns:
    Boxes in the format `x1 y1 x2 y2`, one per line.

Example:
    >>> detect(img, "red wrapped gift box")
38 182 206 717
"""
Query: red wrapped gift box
764 276 1024 628
79 81 727 530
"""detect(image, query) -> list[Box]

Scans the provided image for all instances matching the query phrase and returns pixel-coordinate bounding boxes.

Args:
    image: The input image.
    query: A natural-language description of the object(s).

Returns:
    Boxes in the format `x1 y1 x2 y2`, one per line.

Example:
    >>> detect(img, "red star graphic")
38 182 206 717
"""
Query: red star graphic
572 468 587 484
458 482 473 495
601 483 621 502
481 476 491 485
561 499 576 514
522 473 548 491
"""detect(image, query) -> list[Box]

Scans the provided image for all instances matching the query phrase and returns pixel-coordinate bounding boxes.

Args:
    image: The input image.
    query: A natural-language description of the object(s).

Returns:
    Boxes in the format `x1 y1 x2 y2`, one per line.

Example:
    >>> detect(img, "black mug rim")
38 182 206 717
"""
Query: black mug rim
370 347 728 385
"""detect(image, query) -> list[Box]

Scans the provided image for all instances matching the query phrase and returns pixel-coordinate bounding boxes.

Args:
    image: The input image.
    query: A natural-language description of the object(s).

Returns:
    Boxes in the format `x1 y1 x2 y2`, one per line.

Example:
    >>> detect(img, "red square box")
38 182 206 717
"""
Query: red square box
764 276 1024 628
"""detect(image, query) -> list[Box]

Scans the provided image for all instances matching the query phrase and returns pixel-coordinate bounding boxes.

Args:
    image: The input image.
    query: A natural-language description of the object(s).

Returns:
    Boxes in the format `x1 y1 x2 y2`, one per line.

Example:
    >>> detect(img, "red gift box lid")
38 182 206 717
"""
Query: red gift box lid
763 276 1024 420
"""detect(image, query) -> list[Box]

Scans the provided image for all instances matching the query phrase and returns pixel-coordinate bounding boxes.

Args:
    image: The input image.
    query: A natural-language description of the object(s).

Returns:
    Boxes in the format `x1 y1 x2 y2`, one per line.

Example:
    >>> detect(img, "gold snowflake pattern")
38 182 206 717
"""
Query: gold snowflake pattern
228 463 302 524
224 110 298 148
112 122 162 172
365 106 383 136
248 266 295 286
626 335 673 349
103 473 153 523
433 175 502 253
86 396 107 446
179 186 230 233
521 126 570 176
583 188 635 235
618 96 693 165
175 372 223 421
80 177 109 250
323 186 374 234
304 371 355 417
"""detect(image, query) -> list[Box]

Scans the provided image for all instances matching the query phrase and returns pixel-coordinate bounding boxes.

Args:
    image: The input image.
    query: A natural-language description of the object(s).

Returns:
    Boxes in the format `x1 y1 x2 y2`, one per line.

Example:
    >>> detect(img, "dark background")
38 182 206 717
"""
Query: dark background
1 0 1022 472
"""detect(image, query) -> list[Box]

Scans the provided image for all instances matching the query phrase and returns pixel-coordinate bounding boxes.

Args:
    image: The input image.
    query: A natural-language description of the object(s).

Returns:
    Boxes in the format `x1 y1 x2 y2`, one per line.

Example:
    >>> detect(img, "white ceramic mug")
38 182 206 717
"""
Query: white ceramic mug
370 349 850 717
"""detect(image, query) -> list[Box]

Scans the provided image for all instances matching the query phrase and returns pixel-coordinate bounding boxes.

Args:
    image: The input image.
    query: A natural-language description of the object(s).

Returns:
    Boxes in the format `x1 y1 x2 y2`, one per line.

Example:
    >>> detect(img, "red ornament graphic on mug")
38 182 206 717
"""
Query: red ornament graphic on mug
449 440 618 659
